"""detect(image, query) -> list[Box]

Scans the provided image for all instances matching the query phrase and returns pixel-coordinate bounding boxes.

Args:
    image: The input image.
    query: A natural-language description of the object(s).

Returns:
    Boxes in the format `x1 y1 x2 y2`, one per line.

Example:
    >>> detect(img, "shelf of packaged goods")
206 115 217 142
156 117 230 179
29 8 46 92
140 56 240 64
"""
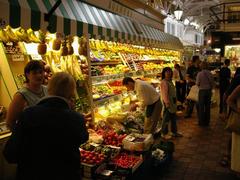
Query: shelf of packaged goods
91 61 122 66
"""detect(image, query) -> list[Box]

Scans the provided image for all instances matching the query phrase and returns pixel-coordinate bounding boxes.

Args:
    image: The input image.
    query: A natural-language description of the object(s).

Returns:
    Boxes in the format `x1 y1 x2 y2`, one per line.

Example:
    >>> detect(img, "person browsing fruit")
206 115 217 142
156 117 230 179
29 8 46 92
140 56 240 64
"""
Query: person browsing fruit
122 77 162 134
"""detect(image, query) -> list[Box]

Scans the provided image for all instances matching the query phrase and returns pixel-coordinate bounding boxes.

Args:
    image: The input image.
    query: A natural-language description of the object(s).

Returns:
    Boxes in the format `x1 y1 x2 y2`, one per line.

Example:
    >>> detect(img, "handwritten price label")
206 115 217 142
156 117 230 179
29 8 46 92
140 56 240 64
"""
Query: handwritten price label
11 54 25 61
4 43 22 54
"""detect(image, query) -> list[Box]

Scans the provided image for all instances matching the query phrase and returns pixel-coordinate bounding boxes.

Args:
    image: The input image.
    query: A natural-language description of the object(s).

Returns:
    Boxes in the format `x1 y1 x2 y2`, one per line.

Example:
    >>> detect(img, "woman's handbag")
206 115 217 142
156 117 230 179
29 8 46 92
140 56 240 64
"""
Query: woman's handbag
186 85 199 102
225 111 240 134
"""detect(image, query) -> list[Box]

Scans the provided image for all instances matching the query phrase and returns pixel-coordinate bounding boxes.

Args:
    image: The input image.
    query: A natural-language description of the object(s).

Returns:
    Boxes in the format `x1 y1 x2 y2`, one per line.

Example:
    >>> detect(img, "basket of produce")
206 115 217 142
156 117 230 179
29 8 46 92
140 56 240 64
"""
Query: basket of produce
109 153 143 175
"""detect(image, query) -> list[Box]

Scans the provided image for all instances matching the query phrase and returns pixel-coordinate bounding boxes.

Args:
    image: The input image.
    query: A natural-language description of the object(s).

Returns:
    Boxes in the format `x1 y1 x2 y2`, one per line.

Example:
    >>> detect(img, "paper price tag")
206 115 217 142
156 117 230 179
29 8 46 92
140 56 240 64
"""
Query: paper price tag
12 54 24 61
30 54 42 60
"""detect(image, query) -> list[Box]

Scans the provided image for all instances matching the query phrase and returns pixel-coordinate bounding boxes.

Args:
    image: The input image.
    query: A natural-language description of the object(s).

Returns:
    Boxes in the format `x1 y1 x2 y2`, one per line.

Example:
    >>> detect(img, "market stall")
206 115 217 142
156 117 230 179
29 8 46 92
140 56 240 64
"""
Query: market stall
0 0 182 179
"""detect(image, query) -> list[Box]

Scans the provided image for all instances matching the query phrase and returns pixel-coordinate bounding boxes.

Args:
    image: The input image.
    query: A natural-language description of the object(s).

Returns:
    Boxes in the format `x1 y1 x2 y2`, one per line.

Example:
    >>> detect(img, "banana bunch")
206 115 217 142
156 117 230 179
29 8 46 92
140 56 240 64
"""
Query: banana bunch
5 25 19 42
71 56 84 81
60 56 67 72
15 27 30 42
45 54 62 74
51 60 62 73
89 40 96 50
27 29 40 43
0 28 10 43
58 55 84 81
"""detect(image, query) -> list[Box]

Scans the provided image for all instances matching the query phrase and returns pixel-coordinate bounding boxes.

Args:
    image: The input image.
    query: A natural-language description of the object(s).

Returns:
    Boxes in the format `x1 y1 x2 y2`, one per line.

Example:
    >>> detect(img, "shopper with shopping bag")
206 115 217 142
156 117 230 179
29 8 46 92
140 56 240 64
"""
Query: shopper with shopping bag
184 56 201 118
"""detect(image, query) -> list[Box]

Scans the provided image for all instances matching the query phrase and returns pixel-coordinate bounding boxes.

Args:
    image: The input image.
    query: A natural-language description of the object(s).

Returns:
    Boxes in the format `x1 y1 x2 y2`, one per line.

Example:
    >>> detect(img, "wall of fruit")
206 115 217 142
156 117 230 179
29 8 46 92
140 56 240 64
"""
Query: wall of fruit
0 25 181 178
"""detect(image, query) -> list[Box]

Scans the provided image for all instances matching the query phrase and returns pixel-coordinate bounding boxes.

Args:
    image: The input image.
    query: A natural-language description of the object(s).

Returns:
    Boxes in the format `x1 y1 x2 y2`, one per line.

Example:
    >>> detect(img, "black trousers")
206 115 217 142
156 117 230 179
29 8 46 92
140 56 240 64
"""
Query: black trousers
198 89 212 126
175 81 186 104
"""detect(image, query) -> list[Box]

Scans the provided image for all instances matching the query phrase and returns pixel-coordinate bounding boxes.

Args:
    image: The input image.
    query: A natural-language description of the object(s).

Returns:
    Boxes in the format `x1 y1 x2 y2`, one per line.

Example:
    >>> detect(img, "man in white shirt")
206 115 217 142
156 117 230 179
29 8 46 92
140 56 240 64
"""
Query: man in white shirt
122 77 162 134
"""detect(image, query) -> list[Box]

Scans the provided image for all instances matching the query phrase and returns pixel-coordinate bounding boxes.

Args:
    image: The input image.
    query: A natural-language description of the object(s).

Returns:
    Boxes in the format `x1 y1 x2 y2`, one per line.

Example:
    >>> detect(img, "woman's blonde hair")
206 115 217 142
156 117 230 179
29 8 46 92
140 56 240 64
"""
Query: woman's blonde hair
48 72 76 99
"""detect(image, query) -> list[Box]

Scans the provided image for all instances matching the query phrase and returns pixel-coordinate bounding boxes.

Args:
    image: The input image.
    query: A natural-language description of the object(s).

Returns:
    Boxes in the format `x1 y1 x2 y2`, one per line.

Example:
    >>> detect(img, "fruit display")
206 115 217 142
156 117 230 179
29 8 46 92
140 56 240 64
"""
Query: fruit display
89 39 180 62
103 65 130 75
108 80 127 94
110 153 142 170
81 142 121 160
99 130 127 147
91 50 120 62
44 54 85 81
80 149 105 165
0 23 184 180
92 84 113 100
142 62 163 71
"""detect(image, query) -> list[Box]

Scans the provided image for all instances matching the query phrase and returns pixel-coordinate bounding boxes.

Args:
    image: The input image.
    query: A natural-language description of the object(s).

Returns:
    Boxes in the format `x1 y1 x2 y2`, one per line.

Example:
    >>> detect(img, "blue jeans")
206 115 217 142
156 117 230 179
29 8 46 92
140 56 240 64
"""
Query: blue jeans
161 108 177 135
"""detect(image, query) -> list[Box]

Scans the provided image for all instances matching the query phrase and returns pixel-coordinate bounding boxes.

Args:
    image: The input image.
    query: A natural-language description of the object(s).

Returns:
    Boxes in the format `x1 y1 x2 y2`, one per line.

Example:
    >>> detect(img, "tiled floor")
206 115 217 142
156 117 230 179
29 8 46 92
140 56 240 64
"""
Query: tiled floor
132 101 239 180
151 103 238 180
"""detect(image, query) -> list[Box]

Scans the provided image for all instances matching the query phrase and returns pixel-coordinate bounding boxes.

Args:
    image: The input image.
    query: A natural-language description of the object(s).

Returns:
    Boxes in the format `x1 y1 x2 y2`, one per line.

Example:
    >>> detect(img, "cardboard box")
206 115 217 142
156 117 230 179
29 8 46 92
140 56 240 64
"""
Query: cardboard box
122 133 154 151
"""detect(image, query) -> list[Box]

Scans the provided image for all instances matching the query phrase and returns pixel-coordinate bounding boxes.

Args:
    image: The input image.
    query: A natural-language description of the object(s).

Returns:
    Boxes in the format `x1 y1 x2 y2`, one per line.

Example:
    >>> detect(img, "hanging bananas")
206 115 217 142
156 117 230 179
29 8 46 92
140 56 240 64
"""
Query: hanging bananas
5 25 19 42
27 29 40 43
0 28 9 43
15 27 30 42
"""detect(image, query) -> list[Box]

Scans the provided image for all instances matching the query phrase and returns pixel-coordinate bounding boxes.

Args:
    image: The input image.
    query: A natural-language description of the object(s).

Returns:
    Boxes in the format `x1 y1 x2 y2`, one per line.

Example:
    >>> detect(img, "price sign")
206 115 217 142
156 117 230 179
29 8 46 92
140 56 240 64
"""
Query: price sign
30 54 42 60
11 54 25 61
4 42 22 54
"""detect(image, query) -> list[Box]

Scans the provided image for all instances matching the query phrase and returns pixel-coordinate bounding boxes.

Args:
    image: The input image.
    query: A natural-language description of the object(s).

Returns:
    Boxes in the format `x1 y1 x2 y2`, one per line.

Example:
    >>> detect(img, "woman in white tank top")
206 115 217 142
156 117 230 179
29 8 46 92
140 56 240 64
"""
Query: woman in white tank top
6 60 48 130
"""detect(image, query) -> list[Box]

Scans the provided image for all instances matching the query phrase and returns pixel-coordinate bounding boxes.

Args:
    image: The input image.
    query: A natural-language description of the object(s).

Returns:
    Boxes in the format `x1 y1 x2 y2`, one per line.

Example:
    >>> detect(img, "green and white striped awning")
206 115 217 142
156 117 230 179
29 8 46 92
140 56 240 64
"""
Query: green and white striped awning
0 0 183 50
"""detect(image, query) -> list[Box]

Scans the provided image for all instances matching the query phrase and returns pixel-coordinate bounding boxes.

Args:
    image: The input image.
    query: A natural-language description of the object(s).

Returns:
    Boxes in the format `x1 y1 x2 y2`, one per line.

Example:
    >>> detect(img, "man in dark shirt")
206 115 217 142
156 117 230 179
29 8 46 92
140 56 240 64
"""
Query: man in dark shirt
184 55 201 118
219 59 231 114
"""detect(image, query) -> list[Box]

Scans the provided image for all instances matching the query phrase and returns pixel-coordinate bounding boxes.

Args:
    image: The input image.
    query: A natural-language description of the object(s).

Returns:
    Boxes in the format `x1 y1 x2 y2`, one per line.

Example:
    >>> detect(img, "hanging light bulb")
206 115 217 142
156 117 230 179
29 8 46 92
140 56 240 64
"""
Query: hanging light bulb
174 5 183 20
184 19 190 25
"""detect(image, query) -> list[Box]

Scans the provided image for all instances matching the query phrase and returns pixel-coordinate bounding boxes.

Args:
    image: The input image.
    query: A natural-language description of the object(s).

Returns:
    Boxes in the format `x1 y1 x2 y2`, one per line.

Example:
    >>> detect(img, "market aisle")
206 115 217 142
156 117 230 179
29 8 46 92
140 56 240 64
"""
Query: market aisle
150 103 238 180
131 100 239 180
